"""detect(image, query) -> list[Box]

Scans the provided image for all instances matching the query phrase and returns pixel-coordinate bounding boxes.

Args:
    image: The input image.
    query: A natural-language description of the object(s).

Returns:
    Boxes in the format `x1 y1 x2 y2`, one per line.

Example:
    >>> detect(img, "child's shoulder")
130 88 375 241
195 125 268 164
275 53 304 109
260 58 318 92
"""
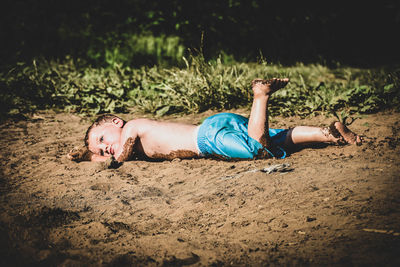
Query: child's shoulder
125 118 155 125
123 118 156 132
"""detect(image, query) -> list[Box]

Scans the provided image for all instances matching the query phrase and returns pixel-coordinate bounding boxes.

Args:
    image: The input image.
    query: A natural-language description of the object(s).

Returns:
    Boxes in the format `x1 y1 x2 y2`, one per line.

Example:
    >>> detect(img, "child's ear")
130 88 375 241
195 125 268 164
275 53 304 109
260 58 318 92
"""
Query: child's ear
112 118 124 128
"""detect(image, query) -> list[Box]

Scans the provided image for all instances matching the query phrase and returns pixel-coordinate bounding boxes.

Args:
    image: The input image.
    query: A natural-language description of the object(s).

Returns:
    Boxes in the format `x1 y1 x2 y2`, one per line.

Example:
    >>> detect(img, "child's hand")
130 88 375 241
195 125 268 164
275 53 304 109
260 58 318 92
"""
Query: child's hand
67 145 93 162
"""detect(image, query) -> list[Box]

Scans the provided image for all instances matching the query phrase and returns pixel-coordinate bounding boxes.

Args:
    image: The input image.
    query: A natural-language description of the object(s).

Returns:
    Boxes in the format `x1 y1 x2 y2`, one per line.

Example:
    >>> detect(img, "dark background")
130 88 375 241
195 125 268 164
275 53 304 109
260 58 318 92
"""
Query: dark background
1 0 399 67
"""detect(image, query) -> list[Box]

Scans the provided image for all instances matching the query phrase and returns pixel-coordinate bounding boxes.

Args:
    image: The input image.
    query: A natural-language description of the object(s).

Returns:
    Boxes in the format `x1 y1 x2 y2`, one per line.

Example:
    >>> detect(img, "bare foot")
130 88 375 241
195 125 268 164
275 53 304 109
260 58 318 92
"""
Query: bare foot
251 78 289 96
327 121 363 145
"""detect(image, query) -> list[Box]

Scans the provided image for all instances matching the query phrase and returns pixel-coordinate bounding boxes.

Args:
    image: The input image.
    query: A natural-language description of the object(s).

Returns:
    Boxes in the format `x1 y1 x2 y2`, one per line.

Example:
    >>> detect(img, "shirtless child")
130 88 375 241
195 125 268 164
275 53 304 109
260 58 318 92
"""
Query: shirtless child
67 78 362 162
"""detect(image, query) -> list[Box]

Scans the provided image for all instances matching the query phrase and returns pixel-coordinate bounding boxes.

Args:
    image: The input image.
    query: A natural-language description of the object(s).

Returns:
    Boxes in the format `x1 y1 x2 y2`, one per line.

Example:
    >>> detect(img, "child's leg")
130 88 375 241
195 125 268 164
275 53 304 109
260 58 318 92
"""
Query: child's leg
248 78 289 147
284 122 362 147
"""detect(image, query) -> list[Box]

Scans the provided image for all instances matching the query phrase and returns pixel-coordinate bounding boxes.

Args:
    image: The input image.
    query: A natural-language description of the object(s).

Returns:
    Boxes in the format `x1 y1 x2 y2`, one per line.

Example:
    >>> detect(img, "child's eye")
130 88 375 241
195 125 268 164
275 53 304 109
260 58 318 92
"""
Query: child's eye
100 136 104 143
100 149 104 156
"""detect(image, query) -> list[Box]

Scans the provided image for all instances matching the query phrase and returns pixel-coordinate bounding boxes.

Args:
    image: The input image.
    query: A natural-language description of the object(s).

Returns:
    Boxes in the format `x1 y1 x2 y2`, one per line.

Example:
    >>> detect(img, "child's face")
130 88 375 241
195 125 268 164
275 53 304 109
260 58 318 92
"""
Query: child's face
87 122 122 157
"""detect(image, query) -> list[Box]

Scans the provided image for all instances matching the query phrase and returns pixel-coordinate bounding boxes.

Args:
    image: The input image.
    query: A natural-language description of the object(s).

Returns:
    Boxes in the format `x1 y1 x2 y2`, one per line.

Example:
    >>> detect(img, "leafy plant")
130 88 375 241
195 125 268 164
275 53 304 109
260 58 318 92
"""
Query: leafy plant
1 56 398 120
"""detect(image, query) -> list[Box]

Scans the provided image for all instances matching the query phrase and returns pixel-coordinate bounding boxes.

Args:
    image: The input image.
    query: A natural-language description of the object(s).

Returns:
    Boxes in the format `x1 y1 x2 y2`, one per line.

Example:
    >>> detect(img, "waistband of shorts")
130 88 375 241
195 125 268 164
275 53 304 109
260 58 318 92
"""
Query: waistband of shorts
193 125 202 155
196 123 209 156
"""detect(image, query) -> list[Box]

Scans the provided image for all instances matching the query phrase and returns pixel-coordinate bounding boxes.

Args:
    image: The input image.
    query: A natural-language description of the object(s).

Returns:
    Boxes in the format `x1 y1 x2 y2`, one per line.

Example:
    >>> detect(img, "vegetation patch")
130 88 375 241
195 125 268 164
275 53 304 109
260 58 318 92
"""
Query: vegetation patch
1 55 399 120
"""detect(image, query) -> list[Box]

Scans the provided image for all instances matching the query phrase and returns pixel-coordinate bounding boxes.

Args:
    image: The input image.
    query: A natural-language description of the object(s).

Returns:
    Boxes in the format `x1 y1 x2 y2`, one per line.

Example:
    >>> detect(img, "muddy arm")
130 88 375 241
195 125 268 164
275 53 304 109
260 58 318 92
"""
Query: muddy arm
116 137 137 162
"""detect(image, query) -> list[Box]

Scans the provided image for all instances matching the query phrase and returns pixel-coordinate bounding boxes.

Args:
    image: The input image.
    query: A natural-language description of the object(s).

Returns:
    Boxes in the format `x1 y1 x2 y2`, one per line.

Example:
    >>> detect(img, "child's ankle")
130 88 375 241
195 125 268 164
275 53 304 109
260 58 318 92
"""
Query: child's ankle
253 93 270 100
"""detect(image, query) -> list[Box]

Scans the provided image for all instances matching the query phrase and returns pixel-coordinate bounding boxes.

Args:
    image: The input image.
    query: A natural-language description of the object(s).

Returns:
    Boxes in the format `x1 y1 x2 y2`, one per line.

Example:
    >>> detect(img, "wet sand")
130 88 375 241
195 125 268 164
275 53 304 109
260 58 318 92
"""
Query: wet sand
1 110 399 266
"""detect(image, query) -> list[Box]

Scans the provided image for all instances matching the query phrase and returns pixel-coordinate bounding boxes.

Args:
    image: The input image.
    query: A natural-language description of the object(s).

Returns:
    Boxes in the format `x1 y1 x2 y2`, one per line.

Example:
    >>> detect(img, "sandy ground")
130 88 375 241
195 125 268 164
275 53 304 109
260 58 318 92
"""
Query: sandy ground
0 109 399 266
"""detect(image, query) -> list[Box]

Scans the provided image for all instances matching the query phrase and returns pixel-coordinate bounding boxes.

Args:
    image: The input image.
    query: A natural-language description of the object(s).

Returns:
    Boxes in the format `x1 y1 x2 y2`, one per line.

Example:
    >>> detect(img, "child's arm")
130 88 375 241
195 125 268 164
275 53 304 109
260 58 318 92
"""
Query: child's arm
114 121 140 161
67 145 109 162
116 137 137 161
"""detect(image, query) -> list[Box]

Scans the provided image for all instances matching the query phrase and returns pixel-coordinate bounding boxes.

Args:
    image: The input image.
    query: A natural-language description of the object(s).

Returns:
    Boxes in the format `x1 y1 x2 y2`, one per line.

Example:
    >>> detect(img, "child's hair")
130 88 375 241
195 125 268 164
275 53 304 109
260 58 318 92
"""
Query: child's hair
84 114 127 147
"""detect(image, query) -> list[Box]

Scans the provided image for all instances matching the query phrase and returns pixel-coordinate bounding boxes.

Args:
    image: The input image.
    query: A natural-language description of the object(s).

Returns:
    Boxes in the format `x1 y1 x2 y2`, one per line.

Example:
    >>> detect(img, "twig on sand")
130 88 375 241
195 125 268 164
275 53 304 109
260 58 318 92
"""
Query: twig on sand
363 228 400 236
220 163 293 180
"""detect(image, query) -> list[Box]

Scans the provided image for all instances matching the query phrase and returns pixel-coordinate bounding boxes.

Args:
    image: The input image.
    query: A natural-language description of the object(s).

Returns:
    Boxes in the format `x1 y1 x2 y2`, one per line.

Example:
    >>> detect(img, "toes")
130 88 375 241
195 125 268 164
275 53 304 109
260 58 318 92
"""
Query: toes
278 78 289 86
252 78 289 87
332 121 361 145
270 78 289 89
251 79 264 86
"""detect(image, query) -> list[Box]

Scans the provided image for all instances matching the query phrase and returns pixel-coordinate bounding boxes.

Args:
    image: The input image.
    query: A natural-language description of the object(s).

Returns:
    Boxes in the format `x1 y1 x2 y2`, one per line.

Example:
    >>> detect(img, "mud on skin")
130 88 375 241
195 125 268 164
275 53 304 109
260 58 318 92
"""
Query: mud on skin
117 137 138 162
151 150 199 160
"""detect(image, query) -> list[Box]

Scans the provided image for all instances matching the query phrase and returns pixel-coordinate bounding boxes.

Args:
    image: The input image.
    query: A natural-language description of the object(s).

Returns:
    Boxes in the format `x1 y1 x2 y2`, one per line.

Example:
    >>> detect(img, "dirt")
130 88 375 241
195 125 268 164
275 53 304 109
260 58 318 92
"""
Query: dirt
0 109 399 266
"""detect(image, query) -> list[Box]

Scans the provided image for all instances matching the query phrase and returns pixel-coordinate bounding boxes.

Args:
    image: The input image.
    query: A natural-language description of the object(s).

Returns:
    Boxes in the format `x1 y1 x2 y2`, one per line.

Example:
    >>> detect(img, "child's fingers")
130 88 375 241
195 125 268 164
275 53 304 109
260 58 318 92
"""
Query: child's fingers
67 146 86 162
67 152 80 161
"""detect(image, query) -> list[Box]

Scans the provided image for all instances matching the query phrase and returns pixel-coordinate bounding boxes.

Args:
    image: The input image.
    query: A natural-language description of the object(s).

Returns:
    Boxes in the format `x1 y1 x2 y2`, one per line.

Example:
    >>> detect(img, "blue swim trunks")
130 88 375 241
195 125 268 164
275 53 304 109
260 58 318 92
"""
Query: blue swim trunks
197 113 288 159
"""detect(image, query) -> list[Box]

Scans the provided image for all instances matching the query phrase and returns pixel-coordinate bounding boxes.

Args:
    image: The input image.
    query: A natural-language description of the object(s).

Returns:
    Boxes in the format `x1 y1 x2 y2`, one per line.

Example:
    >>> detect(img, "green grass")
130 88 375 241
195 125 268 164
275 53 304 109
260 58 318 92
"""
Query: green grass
87 33 186 68
1 54 399 121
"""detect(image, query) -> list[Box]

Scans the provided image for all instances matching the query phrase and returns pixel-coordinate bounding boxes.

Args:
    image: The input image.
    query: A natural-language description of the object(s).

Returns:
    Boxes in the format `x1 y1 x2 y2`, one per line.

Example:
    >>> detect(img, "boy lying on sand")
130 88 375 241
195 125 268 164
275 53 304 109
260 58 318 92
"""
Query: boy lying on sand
68 78 362 162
